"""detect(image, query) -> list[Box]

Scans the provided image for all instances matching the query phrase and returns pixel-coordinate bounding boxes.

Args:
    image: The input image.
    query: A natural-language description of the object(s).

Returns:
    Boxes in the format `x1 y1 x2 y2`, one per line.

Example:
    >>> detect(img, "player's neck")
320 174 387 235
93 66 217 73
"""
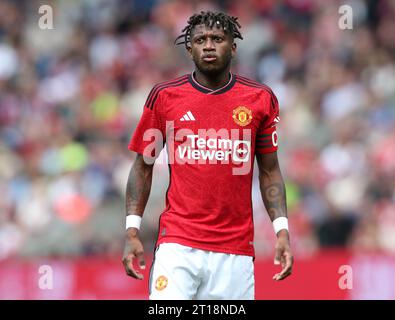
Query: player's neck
193 69 231 91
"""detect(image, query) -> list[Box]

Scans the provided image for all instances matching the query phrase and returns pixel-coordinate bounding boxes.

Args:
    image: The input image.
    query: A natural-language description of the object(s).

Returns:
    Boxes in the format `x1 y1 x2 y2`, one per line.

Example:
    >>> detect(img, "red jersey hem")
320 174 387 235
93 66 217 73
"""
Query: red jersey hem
156 236 255 257
128 143 158 159
128 143 142 153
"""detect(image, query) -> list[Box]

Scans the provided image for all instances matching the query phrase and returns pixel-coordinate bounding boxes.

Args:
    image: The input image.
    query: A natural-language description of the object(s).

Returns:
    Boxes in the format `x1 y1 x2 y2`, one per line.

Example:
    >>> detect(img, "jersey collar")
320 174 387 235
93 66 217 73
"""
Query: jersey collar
188 71 236 95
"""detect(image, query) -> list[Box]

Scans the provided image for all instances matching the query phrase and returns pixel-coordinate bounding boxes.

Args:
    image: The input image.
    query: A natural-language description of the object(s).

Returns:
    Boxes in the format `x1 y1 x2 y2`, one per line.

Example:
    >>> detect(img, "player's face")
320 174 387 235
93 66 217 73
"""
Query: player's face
188 24 236 76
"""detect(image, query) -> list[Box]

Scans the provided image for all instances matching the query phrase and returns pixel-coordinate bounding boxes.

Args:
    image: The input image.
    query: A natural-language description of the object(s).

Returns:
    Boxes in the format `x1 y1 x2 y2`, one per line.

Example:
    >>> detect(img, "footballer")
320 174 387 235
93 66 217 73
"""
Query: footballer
122 11 293 300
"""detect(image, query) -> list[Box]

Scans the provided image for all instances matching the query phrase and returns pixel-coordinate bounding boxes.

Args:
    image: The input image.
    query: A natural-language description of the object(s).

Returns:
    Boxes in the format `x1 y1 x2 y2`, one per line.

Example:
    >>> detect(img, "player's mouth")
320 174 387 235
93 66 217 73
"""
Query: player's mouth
202 55 217 62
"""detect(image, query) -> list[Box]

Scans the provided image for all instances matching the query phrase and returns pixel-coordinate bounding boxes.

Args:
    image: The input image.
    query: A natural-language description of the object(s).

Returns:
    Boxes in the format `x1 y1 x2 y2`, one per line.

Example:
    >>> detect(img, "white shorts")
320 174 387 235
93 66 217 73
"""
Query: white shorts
149 243 254 300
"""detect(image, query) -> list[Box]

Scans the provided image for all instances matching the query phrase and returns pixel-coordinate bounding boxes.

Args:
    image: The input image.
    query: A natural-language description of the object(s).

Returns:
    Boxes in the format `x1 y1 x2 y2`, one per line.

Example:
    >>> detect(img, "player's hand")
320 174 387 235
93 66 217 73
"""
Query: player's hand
273 230 293 281
122 229 146 280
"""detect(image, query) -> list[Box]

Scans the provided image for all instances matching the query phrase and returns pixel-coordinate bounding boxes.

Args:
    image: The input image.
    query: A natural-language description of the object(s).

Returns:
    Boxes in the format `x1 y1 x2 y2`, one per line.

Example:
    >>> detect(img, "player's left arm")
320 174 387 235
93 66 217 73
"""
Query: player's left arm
256 151 294 281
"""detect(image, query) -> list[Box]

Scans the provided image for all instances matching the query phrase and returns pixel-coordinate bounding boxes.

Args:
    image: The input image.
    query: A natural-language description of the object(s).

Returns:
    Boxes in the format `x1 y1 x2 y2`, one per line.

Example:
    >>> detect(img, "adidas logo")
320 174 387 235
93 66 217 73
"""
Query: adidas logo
271 116 280 127
180 111 196 121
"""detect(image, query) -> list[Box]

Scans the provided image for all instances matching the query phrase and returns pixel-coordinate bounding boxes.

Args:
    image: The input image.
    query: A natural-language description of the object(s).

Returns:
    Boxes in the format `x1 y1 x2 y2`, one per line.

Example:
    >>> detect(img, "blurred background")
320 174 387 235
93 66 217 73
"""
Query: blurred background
0 0 395 299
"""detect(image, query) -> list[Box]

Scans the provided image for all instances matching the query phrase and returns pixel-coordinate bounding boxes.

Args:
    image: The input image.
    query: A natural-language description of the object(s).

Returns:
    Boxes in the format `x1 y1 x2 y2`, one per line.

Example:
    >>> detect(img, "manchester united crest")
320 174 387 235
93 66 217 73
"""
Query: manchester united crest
155 275 168 291
233 106 252 126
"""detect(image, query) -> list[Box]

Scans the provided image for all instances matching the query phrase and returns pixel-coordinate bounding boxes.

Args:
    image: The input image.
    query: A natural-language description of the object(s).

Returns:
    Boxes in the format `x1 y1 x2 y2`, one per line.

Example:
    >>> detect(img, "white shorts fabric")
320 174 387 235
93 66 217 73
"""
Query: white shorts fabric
149 242 254 300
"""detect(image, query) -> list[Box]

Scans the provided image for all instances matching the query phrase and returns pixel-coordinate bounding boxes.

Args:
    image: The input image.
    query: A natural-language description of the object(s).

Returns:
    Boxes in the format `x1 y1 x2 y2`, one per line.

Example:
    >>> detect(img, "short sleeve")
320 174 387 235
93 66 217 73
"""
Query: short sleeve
128 88 165 158
255 91 280 154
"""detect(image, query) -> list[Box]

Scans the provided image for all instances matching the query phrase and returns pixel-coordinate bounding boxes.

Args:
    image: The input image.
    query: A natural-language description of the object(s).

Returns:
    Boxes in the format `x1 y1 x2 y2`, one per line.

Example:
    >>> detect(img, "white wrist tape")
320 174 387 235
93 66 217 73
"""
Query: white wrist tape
126 215 142 230
273 217 288 234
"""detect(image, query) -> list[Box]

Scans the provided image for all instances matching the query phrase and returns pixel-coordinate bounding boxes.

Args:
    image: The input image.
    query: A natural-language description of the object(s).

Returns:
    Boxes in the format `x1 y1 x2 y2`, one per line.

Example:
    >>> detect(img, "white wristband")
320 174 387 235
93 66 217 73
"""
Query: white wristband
273 217 288 234
126 215 142 230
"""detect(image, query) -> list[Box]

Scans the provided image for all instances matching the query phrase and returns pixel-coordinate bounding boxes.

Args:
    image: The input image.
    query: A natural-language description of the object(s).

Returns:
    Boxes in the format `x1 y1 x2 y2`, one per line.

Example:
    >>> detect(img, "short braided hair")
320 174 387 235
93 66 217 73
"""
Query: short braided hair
175 11 243 48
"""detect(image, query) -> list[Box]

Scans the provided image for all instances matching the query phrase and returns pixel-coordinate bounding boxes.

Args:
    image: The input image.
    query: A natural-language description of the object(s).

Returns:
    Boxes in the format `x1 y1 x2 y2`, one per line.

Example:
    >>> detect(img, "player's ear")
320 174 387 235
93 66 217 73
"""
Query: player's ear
187 45 193 58
231 42 237 58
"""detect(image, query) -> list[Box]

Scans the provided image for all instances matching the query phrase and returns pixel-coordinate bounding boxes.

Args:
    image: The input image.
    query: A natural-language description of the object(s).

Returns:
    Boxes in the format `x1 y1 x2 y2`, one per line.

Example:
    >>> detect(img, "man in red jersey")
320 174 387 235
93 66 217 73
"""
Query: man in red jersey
122 11 293 299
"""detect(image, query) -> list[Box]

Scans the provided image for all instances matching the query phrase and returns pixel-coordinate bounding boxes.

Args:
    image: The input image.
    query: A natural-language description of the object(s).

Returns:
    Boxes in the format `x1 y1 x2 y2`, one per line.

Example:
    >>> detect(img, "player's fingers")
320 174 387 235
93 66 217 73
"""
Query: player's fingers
122 256 134 275
272 272 281 280
273 270 291 281
276 268 292 280
273 254 293 281
122 255 144 280
126 263 144 279
273 266 292 280
136 250 146 270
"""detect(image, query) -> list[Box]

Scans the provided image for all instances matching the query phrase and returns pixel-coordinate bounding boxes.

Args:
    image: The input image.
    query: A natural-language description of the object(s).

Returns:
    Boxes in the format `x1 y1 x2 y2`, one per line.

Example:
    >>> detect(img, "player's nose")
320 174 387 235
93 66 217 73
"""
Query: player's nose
203 38 215 50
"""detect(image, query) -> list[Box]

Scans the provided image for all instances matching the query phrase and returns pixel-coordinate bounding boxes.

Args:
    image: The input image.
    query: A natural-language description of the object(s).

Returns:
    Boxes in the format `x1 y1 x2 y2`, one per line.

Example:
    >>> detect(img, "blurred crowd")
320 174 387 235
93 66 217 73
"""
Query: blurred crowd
0 0 394 261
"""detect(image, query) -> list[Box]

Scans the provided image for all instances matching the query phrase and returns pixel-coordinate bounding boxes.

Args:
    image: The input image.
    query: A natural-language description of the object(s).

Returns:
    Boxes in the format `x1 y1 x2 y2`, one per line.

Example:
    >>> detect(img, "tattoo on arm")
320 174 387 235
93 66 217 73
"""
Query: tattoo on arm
261 182 287 221
125 155 153 217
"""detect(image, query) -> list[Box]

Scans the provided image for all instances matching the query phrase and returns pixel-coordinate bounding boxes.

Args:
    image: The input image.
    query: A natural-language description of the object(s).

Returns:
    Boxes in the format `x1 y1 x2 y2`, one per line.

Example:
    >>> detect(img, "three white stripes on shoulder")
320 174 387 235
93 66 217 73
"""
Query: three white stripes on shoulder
180 111 195 121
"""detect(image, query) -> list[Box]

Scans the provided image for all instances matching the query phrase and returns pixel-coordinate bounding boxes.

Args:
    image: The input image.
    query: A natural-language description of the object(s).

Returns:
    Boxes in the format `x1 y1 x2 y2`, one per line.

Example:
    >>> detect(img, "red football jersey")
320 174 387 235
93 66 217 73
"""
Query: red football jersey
129 72 280 257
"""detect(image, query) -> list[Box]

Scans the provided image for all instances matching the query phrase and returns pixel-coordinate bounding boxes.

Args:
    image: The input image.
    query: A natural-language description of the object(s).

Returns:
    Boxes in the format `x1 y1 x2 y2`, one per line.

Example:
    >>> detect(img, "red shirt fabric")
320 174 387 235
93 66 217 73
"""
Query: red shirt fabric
129 72 280 257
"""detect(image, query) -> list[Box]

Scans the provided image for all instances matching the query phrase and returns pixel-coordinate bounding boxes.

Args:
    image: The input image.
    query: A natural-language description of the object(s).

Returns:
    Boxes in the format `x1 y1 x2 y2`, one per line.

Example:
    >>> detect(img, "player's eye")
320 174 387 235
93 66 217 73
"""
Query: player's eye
195 38 204 44
214 37 223 42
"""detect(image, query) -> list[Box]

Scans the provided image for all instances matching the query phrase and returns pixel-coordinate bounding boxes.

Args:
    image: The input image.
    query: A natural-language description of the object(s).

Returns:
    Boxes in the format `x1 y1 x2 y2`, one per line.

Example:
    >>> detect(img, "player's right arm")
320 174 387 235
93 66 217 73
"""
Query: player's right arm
122 85 166 280
122 154 154 280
